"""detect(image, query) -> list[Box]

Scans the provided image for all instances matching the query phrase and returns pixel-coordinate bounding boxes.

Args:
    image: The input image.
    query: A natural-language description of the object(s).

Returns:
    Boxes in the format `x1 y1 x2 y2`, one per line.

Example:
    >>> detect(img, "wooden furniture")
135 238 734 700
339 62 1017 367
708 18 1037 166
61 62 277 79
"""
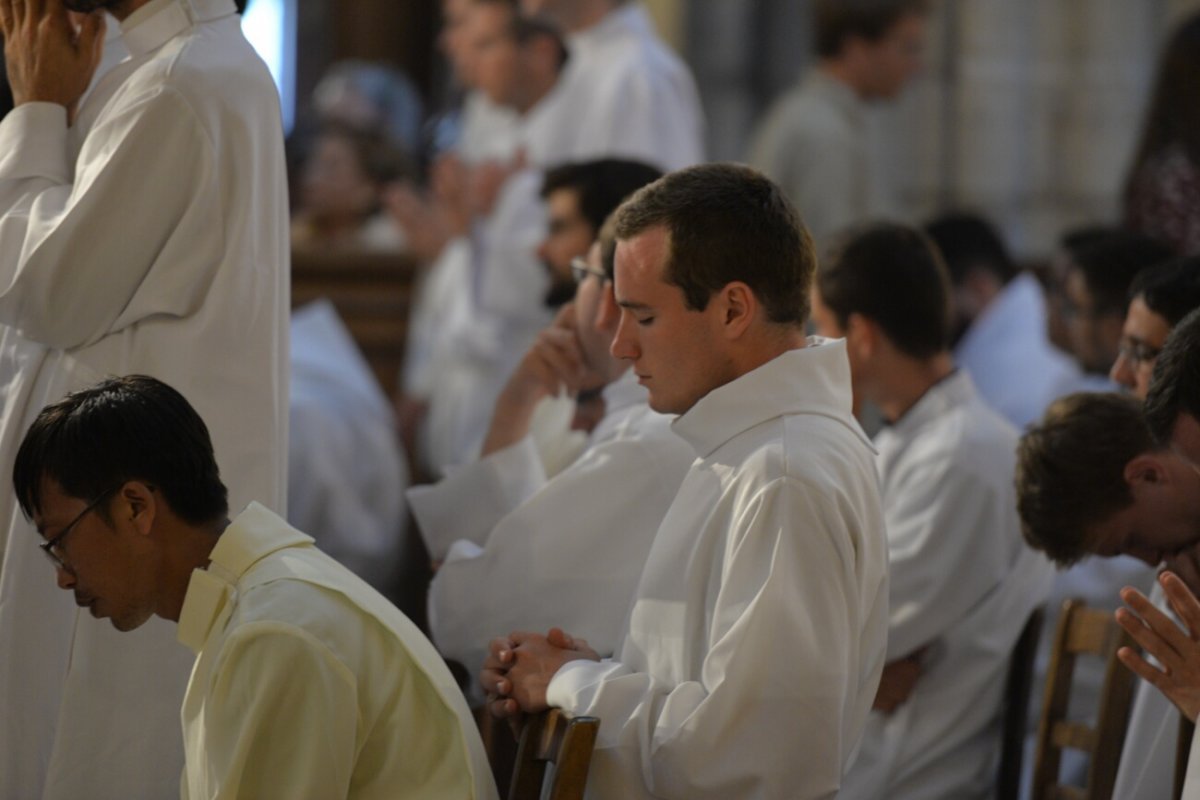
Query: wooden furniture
1031 599 1138 800
1176 715 1195 800
291 246 418 397
508 709 601 800
998 606 1046 799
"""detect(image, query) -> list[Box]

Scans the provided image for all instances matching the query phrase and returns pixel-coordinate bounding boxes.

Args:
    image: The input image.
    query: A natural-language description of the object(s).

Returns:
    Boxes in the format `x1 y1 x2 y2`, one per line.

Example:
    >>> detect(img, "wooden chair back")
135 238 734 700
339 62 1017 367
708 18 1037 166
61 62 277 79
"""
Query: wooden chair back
997 606 1045 799
291 246 417 397
1031 599 1138 800
508 709 600 800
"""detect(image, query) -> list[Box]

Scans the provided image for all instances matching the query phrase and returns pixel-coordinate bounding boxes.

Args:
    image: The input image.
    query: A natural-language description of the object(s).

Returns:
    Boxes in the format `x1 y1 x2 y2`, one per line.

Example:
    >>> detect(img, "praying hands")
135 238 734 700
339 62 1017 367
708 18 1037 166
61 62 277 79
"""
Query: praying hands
481 627 599 721
1115 570 1200 722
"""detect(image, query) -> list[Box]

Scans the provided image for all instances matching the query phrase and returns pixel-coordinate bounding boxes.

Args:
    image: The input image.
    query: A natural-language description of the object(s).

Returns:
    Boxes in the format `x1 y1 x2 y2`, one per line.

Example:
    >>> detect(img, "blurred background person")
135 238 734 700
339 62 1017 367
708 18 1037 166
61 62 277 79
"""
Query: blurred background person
749 0 927 249
291 121 414 250
1123 11 1200 257
1110 256 1200 398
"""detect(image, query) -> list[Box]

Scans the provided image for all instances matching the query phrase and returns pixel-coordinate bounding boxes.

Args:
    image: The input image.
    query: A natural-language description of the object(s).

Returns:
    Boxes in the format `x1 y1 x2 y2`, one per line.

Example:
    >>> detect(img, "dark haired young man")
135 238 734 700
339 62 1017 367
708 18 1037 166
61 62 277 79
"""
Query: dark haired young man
749 0 928 246
482 164 889 798
812 222 1052 799
1110 256 1200 398
17 376 497 800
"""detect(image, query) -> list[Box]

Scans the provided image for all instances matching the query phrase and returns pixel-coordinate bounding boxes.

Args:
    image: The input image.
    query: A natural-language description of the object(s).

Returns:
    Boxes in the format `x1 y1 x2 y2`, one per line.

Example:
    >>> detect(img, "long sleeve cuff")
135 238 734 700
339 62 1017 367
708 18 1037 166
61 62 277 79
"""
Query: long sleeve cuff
0 102 70 183
406 435 547 560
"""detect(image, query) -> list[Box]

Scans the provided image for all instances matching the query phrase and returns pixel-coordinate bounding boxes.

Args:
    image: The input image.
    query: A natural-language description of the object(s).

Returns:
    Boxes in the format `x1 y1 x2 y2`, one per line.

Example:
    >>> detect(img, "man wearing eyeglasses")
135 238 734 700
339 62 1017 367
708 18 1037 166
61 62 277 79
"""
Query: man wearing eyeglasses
16 375 498 800
407 198 695 693
1110 256 1200 400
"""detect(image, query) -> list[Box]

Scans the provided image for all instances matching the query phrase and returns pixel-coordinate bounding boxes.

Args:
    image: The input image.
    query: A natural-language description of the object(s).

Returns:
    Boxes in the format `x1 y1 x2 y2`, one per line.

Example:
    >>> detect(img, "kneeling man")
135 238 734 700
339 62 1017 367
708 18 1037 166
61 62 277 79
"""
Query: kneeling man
15 376 496 800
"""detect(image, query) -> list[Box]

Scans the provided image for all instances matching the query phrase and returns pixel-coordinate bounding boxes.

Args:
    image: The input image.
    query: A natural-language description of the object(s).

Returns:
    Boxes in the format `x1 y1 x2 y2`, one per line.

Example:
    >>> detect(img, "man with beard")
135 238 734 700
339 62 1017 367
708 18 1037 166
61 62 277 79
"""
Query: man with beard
0 0 288 796
419 157 660 475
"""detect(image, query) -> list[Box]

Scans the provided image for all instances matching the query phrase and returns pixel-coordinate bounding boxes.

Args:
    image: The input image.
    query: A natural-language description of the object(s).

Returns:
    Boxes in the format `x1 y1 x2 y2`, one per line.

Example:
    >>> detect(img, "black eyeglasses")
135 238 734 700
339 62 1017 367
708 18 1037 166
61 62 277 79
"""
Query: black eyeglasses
1117 338 1163 368
570 256 607 285
40 487 119 571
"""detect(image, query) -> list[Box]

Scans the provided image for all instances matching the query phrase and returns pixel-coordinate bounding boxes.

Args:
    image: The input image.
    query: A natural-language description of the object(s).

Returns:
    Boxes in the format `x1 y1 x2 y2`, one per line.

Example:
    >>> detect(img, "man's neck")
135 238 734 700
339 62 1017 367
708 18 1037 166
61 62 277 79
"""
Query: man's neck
110 0 157 22
157 519 226 623
817 60 868 101
514 71 559 116
560 0 618 34
873 352 955 424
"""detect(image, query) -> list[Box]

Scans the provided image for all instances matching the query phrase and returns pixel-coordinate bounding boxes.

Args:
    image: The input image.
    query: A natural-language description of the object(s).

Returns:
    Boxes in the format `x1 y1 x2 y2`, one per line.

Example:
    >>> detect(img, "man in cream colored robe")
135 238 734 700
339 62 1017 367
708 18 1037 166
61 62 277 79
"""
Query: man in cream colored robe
0 0 288 796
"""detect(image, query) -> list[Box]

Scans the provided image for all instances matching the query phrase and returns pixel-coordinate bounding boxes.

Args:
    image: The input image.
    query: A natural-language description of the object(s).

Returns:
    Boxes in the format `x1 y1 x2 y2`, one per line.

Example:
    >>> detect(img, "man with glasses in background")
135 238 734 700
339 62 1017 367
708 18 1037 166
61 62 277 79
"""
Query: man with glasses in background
1110 256 1200 400
407 163 697 690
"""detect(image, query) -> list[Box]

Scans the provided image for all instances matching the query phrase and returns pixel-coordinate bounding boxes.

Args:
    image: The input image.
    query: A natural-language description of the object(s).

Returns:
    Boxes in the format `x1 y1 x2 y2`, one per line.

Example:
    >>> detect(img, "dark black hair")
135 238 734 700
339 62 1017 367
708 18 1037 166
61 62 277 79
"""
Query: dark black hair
613 163 814 326
1068 230 1174 317
1145 307 1200 445
540 159 664 236
1130 255 1200 327
815 0 930 58
14 376 229 526
819 222 951 359
923 213 1018 286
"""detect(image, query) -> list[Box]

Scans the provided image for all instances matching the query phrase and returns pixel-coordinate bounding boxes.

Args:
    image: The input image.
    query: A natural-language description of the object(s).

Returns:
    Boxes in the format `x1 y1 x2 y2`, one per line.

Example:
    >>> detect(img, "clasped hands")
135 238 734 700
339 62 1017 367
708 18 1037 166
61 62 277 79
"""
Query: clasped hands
0 0 105 123
480 627 599 723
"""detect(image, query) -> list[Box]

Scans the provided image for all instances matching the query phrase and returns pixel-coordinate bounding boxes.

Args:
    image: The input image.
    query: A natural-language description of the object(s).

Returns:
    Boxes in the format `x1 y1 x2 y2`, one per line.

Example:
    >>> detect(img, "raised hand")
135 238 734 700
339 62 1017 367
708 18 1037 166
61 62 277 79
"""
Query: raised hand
1115 571 1200 722
0 0 105 123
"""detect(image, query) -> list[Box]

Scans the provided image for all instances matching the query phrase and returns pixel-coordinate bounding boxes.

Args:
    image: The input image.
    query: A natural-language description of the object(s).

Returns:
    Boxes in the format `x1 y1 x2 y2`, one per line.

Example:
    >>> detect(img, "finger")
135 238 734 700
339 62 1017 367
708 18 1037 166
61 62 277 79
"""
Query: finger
1121 586 1195 656
487 695 519 719
1118 646 1176 695
1115 606 1186 673
79 10 103 62
0 0 14 36
1166 555 1200 597
27 0 46 25
1162 571 1200 637
546 627 574 650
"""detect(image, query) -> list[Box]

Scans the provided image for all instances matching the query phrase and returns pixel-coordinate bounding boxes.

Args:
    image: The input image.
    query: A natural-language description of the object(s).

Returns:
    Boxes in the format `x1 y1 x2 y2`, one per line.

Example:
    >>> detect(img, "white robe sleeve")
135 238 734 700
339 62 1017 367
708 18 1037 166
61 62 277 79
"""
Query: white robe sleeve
546 477 866 799
0 88 217 349
407 436 547 561
883 459 1016 659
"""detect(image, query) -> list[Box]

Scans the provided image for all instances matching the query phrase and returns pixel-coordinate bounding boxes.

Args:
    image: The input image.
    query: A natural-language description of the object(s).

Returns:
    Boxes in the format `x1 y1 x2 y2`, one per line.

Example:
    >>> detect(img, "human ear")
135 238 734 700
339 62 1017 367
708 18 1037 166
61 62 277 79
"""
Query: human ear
845 312 879 359
1124 454 1166 491
719 282 757 339
118 481 158 536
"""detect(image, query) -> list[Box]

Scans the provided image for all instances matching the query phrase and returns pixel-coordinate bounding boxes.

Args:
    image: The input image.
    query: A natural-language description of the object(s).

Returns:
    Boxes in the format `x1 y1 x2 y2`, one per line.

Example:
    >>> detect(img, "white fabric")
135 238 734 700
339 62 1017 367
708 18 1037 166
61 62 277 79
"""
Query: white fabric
1184 718 1200 800
550 3 704 173
0 2 289 798
418 169 554 474
400 238 471 397
839 371 1054 799
289 301 407 595
457 90 520 165
1113 581 1181 799
408 370 693 690
545 340 890 799
748 69 894 248
177 503 496 800
954 273 1081 430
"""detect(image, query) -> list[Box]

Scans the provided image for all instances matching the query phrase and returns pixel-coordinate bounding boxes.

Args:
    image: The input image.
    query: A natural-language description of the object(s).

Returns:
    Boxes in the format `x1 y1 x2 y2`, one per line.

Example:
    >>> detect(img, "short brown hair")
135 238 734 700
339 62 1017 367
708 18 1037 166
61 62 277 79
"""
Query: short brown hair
1015 393 1154 566
613 163 814 326
815 0 930 58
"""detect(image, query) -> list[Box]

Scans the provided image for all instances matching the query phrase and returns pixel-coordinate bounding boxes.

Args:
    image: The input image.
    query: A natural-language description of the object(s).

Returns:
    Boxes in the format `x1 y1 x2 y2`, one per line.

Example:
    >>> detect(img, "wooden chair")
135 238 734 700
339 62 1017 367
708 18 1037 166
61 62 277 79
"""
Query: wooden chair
508 709 601 800
997 606 1046 800
1031 599 1138 800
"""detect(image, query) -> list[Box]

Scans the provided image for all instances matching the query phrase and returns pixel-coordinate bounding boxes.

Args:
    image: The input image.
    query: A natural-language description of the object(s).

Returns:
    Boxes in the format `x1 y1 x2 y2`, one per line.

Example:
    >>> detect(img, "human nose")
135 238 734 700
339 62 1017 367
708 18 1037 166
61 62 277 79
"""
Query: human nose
1110 351 1135 389
55 563 76 590
610 310 639 361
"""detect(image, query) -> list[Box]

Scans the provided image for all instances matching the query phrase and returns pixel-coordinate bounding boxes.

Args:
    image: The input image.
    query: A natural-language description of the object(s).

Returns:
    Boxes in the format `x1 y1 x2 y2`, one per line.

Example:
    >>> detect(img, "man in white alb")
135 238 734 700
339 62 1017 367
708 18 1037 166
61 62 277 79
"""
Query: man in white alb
519 0 704 172
407 220 693 689
811 223 1053 798
0 0 288 796
482 164 890 799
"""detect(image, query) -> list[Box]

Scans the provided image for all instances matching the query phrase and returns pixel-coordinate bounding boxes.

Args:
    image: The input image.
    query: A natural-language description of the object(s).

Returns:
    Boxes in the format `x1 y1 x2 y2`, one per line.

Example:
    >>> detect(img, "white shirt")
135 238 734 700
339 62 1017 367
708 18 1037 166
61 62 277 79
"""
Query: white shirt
552 2 704 172
457 90 520 165
408 370 694 689
0 2 289 798
955 273 1081 430
546 340 890 799
749 69 890 248
178 503 497 800
838 371 1054 799
289 301 407 595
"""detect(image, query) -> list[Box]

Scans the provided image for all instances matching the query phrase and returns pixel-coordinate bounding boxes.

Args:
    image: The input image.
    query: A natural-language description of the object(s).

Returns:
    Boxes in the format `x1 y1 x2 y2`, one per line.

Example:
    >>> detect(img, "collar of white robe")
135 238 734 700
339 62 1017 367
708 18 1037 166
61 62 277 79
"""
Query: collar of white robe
122 0 238 59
